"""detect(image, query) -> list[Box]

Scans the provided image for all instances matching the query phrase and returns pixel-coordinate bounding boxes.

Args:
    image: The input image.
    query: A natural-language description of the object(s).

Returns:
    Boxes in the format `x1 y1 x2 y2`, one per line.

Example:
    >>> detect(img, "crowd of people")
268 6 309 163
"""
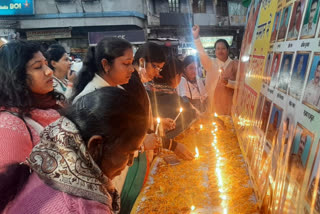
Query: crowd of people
0 25 238 213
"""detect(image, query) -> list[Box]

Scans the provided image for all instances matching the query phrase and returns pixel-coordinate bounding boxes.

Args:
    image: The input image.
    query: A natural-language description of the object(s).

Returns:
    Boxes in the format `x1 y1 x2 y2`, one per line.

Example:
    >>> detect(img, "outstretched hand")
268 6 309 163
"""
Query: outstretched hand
174 142 194 160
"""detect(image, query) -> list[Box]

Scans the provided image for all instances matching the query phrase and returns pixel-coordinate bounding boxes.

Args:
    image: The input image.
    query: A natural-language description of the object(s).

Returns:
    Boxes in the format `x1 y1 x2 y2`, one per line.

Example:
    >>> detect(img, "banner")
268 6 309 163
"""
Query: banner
0 0 34 16
233 0 320 212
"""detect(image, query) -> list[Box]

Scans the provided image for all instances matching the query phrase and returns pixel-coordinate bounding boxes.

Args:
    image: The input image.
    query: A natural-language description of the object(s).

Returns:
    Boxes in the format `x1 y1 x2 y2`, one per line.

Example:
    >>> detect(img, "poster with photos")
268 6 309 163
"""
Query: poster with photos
234 0 320 211
288 123 314 186
288 52 310 100
270 53 282 88
278 5 292 40
303 53 320 112
287 0 306 40
277 53 294 93
270 11 281 42
300 0 320 38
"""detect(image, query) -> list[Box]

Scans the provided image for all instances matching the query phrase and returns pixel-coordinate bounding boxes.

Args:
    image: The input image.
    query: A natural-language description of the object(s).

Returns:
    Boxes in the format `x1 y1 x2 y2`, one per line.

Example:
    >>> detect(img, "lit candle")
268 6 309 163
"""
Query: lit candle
191 205 195 211
214 112 218 117
194 146 199 158
155 117 160 135
200 124 203 130
173 107 183 122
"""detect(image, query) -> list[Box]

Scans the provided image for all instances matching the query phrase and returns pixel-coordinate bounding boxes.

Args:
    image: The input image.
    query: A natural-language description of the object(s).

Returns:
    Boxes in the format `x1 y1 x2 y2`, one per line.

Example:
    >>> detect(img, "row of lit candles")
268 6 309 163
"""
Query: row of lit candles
191 117 228 213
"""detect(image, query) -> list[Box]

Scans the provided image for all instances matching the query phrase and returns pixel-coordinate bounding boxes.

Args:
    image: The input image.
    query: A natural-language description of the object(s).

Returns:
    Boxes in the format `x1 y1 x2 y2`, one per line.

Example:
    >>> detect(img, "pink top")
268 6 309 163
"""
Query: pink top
0 109 60 169
4 173 111 214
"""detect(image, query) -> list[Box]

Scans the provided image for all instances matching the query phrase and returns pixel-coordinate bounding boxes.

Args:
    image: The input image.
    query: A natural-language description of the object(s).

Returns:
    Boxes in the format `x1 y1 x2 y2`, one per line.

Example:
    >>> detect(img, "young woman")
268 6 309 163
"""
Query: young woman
1 87 148 213
145 56 196 160
71 38 160 212
192 25 239 115
0 40 61 169
72 37 134 103
46 44 75 99
177 55 208 112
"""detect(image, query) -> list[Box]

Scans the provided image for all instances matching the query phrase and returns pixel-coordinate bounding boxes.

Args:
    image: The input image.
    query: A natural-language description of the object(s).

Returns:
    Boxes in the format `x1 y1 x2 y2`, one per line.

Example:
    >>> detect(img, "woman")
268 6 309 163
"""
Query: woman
0 40 61 169
1 87 148 213
72 37 135 103
145 56 196 160
71 38 159 212
177 55 208 112
120 42 173 214
46 44 75 99
192 25 239 115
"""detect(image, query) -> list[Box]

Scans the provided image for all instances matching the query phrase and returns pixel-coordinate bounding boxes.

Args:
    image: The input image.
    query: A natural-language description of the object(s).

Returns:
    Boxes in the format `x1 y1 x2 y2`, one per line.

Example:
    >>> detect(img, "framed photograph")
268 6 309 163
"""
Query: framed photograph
288 123 314 186
305 140 320 213
302 53 320 112
288 52 310 100
263 52 273 84
277 53 294 93
300 0 320 39
277 5 292 41
270 11 281 42
260 98 272 133
266 104 283 149
270 53 282 88
287 0 306 40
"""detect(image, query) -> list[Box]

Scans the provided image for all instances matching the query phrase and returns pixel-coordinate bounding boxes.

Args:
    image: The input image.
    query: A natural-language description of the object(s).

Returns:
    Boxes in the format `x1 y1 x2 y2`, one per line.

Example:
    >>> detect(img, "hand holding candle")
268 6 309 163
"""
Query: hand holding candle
173 107 183 123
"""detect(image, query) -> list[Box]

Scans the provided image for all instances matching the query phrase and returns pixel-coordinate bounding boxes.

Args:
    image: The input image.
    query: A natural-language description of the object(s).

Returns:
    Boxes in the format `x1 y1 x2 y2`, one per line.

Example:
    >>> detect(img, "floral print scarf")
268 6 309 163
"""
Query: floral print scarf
27 117 120 212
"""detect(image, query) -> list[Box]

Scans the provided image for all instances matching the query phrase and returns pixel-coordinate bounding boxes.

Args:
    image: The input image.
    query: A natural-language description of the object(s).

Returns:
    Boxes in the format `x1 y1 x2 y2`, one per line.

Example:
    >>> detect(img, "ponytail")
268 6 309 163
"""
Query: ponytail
71 37 132 102
0 163 31 212
71 46 97 100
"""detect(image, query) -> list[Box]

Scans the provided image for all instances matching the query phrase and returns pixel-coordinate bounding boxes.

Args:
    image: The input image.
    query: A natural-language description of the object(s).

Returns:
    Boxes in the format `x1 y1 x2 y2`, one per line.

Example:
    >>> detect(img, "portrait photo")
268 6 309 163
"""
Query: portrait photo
303 54 320 112
263 52 273 84
289 52 310 100
260 98 272 133
277 53 293 93
278 5 292 40
288 123 314 186
266 104 283 150
287 0 306 40
270 53 282 88
306 140 320 213
270 11 281 42
301 0 320 38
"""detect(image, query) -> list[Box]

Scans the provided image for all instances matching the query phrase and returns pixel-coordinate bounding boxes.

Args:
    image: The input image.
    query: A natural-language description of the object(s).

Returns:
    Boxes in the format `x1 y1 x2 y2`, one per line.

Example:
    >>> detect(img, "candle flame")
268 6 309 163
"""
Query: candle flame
179 107 183 113
191 205 195 211
219 68 222 73
214 112 218 117
195 147 199 158
200 124 203 129
156 117 160 124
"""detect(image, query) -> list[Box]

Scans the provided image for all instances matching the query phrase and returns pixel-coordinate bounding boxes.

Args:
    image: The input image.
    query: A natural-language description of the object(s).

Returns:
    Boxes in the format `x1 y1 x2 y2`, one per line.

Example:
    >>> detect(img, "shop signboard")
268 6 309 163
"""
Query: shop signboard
0 0 34 16
88 30 145 45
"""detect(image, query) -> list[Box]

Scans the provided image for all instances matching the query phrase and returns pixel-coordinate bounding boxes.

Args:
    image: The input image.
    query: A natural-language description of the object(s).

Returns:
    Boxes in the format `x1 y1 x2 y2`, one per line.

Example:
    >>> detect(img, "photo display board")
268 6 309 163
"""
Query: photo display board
232 0 320 212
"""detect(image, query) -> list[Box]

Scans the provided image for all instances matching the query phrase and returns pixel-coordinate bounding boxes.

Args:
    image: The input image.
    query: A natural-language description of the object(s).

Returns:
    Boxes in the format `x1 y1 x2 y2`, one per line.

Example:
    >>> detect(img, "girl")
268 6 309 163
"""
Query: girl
0 40 61 169
46 44 75 99
177 55 208 112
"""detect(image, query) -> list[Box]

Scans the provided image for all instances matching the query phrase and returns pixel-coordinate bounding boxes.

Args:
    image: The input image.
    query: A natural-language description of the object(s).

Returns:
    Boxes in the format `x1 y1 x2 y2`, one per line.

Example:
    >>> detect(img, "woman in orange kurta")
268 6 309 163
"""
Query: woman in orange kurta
192 25 239 115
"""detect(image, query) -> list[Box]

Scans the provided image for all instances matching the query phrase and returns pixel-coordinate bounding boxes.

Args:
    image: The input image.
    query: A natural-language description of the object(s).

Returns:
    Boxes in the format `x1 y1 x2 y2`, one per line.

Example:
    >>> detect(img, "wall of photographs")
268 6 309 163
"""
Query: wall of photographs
232 0 320 212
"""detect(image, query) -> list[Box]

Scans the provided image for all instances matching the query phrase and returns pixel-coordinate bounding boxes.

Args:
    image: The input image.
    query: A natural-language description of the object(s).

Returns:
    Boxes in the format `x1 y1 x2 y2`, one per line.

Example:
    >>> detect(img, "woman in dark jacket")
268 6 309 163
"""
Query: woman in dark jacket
145 56 196 160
